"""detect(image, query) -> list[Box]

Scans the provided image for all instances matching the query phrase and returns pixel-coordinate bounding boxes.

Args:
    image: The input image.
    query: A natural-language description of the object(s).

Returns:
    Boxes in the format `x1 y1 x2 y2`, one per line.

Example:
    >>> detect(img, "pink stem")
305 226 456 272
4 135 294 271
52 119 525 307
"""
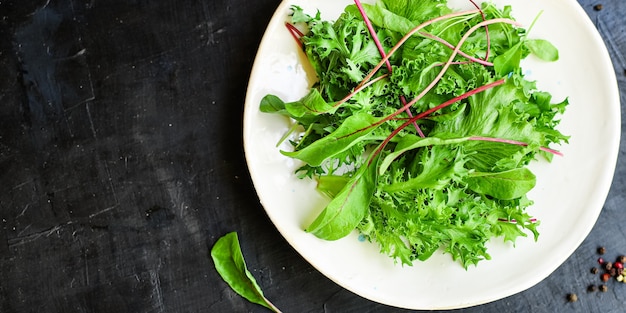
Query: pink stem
350 18 522 148
285 22 304 48
469 136 563 156
392 18 521 119
401 95 425 137
354 0 392 72
468 0 491 61
368 79 507 163
333 74 389 108
354 0 422 136
355 9 481 90
419 32 493 66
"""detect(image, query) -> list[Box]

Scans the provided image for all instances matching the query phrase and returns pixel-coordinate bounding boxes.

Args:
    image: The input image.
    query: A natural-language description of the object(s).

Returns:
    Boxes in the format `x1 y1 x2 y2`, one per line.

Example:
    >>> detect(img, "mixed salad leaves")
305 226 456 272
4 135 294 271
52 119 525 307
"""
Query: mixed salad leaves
260 0 568 268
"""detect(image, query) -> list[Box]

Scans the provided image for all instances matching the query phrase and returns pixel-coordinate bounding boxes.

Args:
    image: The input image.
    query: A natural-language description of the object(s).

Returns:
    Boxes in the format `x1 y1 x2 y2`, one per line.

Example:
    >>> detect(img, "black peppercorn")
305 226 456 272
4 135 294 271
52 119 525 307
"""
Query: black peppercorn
619 255 626 264
591 267 599 274
593 4 603 11
600 285 608 292
598 246 606 255
588 285 597 292
605 262 613 271
567 293 578 302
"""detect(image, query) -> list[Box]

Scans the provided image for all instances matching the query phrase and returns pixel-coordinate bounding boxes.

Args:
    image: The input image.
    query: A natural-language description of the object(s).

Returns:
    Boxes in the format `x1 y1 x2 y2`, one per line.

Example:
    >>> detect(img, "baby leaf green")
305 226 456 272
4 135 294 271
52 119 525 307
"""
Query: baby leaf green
211 232 282 313
466 168 536 200
379 134 469 175
285 89 337 117
260 94 287 114
525 39 559 62
345 3 415 35
306 155 379 240
493 42 523 76
316 175 350 198
281 112 379 166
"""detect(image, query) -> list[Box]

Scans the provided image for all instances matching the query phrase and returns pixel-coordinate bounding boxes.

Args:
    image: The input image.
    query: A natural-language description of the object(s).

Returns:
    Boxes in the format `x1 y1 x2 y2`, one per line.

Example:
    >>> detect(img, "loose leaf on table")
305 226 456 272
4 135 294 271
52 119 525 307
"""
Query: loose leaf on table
210 232 282 313
465 167 536 200
306 155 380 240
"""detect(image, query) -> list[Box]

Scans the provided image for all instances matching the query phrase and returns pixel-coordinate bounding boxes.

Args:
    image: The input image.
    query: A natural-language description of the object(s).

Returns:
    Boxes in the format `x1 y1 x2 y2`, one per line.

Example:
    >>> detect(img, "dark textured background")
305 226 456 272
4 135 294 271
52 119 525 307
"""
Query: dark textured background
0 0 624 312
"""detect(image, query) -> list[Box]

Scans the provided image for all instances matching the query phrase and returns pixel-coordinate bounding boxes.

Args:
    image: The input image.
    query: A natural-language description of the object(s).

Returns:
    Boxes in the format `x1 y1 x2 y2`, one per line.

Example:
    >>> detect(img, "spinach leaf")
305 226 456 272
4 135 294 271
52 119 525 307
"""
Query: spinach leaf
211 232 282 313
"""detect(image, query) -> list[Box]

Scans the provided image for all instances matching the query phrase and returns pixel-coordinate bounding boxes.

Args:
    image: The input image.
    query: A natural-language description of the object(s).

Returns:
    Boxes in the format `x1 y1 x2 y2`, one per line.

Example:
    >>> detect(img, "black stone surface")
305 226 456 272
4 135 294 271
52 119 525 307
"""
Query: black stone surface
0 0 625 312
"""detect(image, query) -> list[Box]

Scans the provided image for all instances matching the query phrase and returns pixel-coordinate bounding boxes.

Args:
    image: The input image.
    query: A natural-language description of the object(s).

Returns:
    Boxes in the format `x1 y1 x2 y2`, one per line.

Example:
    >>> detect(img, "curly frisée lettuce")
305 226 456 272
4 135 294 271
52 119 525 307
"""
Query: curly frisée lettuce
259 0 568 268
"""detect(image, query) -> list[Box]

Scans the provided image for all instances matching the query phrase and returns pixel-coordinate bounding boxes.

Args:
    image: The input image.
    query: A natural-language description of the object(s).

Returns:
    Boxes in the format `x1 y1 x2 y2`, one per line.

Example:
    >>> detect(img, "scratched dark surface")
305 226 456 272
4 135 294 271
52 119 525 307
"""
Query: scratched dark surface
0 0 624 312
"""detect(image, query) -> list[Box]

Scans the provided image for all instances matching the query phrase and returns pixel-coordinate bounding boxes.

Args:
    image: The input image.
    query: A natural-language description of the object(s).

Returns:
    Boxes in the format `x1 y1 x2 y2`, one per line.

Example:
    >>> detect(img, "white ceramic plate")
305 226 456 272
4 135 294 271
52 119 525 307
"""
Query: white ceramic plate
243 0 620 309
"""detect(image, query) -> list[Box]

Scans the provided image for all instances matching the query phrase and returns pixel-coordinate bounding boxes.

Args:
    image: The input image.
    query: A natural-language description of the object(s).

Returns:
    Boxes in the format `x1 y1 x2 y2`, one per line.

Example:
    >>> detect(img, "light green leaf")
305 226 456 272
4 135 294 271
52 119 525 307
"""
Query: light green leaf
306 155 379 240
525 39 559 62
466 168 536 200
493 42 523 76
316 175 350 198
281 112 379 166
379 134 469 175
384 145 468 192
285 89 337 117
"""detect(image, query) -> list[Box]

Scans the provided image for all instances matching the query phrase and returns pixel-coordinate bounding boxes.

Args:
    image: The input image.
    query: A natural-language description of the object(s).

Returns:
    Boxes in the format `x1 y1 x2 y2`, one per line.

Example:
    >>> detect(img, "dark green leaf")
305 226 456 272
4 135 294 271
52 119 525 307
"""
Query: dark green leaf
260 94 287 114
